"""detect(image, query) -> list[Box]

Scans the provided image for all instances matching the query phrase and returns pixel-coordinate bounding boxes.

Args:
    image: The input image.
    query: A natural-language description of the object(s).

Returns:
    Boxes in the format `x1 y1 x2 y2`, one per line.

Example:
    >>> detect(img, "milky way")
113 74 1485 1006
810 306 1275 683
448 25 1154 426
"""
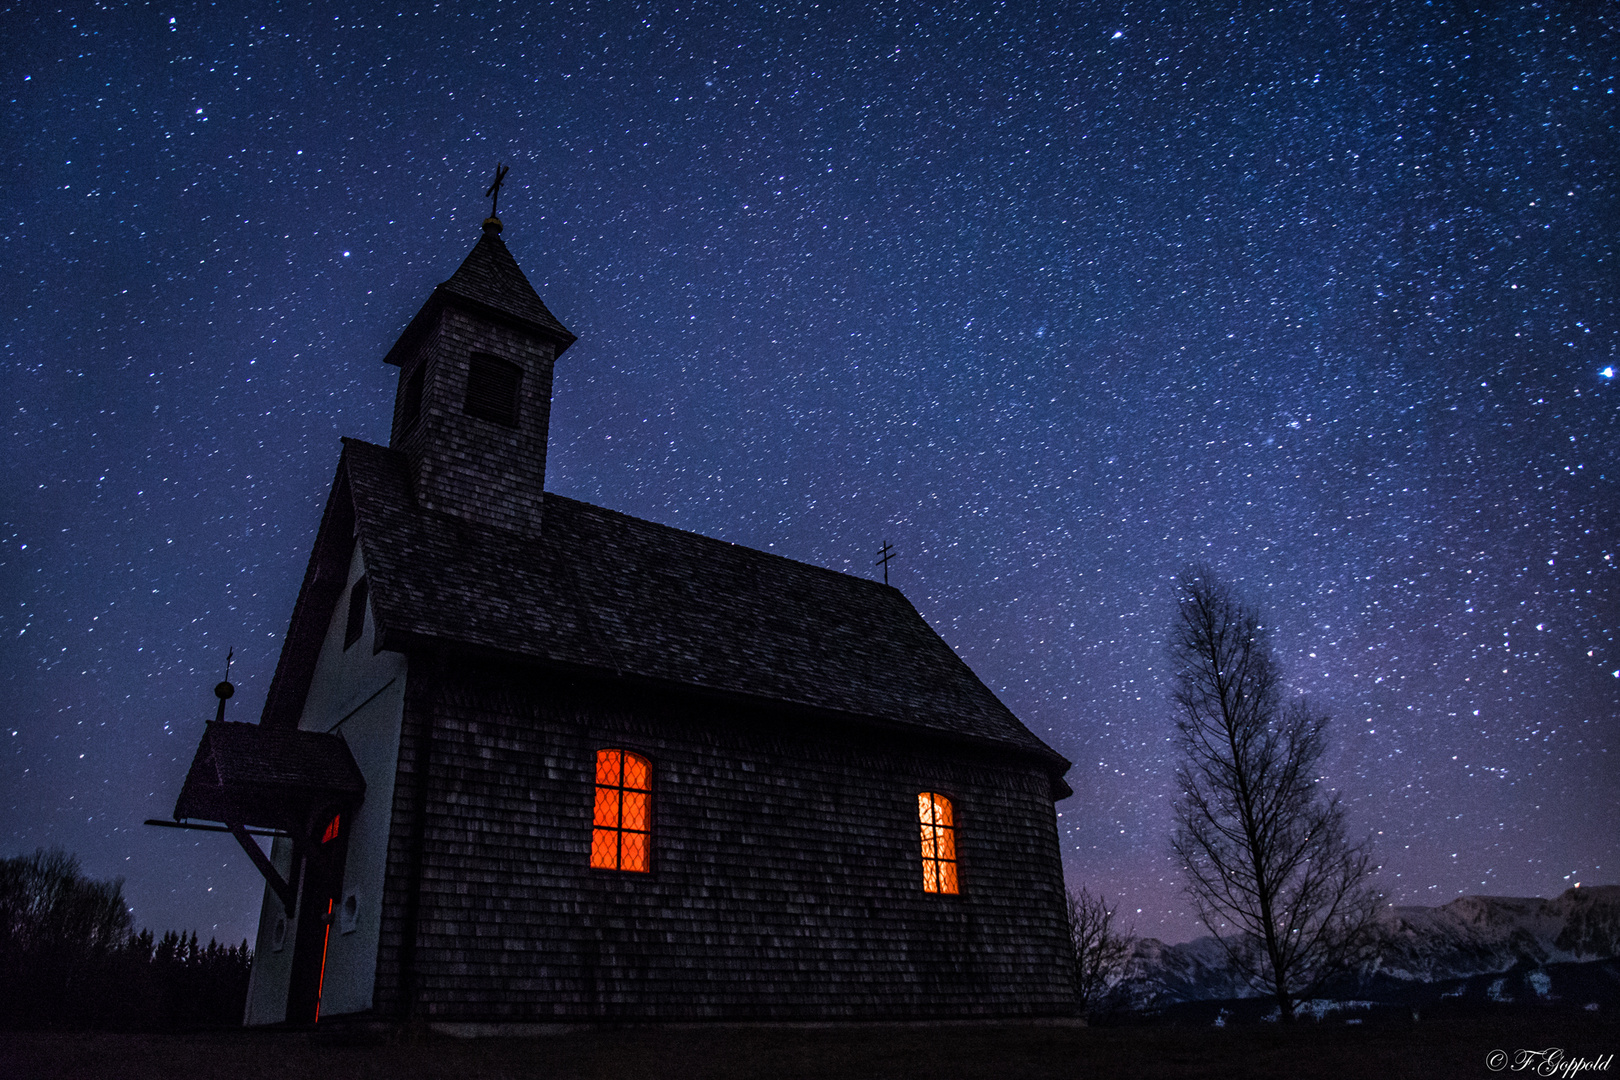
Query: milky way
3 3 1614 945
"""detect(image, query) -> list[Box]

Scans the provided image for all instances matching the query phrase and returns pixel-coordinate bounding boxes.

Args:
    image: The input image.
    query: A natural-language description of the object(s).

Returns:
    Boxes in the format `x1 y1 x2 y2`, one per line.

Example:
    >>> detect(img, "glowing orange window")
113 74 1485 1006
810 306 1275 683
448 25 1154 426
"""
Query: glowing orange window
918 792 959 894
591 749 651 872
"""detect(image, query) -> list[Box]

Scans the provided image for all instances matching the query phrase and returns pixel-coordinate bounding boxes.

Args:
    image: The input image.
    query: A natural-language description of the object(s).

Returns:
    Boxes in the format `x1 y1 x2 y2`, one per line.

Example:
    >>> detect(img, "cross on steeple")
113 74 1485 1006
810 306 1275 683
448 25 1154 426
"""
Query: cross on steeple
485 163 510 219
875 541 896 585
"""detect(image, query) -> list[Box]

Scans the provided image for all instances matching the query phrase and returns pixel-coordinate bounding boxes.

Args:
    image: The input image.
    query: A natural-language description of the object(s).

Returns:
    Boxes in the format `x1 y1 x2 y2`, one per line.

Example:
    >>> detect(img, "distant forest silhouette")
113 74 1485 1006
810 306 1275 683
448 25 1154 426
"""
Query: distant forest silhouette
0 848 251 1030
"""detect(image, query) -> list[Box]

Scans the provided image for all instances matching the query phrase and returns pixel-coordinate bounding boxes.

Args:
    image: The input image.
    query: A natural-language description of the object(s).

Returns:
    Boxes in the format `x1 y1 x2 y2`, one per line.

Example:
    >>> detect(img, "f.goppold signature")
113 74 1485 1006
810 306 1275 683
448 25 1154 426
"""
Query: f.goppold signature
1487 1048 1615 1077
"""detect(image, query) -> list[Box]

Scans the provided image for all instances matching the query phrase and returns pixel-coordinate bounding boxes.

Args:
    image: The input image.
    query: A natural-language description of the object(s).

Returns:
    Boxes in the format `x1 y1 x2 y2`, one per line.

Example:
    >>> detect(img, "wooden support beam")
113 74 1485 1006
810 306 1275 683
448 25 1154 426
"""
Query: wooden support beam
229 822 298 914
144 818 286 839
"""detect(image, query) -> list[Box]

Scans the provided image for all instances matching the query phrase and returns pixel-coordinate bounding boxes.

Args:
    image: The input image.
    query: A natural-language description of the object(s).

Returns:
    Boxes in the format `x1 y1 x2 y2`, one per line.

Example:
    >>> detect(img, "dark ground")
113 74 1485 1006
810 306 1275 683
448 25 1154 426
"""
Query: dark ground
4 1011 1616 1080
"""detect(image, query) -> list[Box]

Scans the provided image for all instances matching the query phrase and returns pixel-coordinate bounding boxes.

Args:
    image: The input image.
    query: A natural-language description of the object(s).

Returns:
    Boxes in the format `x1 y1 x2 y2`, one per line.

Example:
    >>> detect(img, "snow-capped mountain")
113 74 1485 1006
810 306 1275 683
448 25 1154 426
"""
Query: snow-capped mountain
1111 934 1252 1008
1113 885 1620 1009
1373 885 1620 982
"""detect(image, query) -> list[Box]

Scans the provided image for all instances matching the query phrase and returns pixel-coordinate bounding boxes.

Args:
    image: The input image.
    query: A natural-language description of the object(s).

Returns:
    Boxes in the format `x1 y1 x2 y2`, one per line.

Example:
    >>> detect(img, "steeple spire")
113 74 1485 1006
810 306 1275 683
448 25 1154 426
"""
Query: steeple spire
377 188 576 536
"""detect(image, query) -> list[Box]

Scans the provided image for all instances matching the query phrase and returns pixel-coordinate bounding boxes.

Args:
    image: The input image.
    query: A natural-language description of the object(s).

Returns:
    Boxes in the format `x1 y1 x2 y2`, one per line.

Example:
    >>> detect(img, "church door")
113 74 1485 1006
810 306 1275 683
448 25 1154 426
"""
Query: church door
286 813 348 1024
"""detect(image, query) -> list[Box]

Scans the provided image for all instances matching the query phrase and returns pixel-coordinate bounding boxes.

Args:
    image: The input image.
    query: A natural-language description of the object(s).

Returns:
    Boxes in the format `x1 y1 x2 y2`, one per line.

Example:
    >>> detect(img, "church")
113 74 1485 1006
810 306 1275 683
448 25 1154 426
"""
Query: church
170 204 1077 1030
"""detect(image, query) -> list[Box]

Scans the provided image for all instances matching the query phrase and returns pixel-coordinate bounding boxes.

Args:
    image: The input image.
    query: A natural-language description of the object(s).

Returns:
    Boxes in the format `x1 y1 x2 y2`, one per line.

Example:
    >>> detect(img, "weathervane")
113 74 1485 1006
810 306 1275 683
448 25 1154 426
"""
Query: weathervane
485 162 510 219
213 646 234 723
875 541 896 585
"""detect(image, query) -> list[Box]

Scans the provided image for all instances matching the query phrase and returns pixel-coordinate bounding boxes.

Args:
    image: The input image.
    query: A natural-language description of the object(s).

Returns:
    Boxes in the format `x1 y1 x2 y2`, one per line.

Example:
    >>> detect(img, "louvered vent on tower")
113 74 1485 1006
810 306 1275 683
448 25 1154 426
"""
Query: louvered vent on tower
464 353 522 426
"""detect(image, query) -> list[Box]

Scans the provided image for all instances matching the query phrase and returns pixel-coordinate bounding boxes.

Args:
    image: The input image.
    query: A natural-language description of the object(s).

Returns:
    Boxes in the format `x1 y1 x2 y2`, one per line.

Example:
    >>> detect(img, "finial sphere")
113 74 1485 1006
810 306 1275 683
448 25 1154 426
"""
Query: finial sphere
215 680 235 700
483 216 503 234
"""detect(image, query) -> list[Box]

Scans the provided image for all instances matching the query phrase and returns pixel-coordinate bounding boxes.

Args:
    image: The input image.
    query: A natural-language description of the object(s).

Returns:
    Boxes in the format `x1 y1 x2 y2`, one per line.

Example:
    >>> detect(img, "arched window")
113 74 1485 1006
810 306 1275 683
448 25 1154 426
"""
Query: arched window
918 792 959 894
591 749 651 872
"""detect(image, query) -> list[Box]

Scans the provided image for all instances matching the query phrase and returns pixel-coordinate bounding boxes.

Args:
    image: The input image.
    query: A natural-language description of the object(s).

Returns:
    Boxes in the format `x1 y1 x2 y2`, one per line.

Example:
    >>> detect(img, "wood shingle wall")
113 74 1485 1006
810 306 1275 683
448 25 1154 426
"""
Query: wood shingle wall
372 659 1075 1021
390 309 558 536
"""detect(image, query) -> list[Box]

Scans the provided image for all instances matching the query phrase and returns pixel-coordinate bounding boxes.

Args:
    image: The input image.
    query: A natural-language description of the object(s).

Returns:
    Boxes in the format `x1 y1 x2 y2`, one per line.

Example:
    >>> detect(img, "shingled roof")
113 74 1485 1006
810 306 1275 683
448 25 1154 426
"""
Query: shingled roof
331 439 1069 786
174 720 366 834
382 222 575 365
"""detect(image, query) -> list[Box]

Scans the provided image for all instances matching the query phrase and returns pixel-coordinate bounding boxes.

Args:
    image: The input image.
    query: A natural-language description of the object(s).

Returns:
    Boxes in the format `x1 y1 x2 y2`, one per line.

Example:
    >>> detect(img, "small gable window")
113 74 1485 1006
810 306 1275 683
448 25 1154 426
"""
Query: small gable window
918 792 959 894
591 749 651 872
344 577 368 650
464 353 522 426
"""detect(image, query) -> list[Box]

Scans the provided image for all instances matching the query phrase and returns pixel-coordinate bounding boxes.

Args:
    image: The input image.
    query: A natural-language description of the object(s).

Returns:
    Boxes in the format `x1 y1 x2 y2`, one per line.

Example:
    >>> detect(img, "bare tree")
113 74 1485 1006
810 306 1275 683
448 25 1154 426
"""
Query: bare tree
0 847 132 956
1168 567 1381 1022
1065 885 1135 1017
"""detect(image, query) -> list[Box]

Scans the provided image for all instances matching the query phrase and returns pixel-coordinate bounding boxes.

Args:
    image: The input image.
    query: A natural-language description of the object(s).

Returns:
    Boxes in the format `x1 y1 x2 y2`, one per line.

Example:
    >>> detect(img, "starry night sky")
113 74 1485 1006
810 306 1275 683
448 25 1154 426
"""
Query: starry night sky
3 3 1615 947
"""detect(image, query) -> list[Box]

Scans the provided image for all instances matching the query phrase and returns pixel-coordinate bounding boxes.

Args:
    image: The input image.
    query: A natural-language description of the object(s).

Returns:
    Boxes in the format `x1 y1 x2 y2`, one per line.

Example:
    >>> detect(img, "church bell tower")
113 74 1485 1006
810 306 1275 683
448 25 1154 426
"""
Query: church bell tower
380 209 575 536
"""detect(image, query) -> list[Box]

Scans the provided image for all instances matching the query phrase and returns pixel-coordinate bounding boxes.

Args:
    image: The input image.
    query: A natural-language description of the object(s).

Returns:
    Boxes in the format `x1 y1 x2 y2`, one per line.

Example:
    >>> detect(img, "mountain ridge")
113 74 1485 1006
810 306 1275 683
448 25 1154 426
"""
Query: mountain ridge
1114 885 1620 1010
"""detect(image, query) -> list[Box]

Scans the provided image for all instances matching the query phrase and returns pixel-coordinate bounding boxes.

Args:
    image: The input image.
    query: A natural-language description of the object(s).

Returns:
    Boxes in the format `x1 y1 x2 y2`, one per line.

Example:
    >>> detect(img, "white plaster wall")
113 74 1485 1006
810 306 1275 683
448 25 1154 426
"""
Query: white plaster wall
243 542 407 1023
243 834 295 1025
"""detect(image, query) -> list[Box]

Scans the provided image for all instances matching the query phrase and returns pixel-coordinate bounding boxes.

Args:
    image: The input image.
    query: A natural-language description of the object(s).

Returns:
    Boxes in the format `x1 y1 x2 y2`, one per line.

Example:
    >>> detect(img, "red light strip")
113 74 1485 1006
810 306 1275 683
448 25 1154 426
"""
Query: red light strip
314 897 333 1022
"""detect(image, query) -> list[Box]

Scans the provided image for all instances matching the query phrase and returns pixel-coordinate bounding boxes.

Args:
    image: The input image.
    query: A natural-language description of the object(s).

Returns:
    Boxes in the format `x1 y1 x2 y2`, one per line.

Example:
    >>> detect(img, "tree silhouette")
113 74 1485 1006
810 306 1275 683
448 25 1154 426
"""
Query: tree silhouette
0 847 132 955
1065 885 1135 1017
0 848 250 1030
1167 567 1381 1022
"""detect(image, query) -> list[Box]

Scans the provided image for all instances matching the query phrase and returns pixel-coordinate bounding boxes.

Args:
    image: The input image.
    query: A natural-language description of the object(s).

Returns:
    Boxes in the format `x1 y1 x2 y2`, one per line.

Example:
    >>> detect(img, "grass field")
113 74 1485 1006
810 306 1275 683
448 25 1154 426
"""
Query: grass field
5 1011 1617 1080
